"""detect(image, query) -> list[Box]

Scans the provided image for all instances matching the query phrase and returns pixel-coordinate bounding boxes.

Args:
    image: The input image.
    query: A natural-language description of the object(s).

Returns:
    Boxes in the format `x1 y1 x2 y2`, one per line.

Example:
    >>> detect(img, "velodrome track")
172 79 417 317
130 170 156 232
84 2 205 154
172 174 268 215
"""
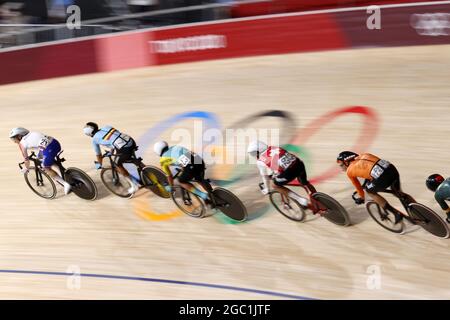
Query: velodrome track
0 44 450 299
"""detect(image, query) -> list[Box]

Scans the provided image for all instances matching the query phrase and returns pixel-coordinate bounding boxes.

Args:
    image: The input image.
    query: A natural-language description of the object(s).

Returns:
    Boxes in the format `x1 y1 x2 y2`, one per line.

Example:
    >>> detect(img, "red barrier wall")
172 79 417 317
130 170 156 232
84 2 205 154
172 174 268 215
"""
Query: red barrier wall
231 0 438 17
0 2 449 85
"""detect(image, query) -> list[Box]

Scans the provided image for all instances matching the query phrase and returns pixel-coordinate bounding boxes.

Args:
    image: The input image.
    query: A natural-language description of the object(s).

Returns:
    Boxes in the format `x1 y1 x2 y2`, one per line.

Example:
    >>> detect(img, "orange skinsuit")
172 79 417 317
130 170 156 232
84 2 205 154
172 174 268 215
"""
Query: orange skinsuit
346 153 380 199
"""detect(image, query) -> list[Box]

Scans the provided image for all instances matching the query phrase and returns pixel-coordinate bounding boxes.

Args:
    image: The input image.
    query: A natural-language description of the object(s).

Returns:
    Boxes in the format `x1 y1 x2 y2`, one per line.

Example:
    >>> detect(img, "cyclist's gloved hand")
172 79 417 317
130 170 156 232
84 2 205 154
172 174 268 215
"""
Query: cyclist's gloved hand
94 161 102 170
20 167 29 174
260 187 270 195
352 192 365 205
164 185 172 193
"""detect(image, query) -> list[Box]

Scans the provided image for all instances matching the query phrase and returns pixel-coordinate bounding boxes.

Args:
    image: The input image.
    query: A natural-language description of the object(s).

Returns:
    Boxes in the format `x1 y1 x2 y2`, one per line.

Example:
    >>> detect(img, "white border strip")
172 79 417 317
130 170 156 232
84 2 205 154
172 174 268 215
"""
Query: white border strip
1 0 449 53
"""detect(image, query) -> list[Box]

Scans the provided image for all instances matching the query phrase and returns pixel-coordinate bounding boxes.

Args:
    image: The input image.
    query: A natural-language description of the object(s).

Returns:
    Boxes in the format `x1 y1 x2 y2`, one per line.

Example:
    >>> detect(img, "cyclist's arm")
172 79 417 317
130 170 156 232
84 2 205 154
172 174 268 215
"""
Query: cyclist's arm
434 191 450 211
257 160 271 190
19 143 30 169
160 158 175 186
92 139 103 166
348 175 365 199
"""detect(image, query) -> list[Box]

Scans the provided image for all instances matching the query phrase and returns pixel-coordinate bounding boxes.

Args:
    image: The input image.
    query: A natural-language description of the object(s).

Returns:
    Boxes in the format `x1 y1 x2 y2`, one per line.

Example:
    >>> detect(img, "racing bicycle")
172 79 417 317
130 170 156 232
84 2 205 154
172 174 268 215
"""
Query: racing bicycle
100 149 171 199
141 166 248 222
19 151 98 200
261 182 351 226
362 188 450 238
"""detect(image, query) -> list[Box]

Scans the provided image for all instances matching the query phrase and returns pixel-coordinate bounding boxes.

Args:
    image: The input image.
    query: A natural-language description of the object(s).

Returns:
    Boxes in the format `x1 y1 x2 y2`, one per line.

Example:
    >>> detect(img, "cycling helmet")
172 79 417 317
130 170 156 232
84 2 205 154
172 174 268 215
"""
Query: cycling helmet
84 122 99 137
247 140 268 158
337 151 359 165
426 174 445 192
154 141 169 156
9 127 30 139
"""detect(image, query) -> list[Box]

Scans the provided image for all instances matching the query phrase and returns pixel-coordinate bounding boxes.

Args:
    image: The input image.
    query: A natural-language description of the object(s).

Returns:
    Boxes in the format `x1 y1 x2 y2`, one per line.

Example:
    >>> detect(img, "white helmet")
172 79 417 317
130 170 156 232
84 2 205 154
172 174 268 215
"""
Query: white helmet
154 141 169 156
9 127 30 139
83 126 94 137
247 140 268 157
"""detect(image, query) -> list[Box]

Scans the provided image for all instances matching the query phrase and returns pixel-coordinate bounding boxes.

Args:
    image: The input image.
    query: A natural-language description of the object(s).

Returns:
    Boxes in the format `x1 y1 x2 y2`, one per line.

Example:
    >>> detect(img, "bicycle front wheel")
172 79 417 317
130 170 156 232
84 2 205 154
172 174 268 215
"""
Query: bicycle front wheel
269 191 306 222
24 167 57 199
101 168 133 198
366 201 404 233
212 187 247 222
66 168 98 201
171 186 205 218
313 192 351 226
408 203 450 238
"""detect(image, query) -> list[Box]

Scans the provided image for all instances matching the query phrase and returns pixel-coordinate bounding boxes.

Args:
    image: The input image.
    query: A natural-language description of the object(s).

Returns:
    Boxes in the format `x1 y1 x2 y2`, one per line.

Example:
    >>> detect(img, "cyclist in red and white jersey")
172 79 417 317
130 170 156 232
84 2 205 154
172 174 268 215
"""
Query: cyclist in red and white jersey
247 140 315 206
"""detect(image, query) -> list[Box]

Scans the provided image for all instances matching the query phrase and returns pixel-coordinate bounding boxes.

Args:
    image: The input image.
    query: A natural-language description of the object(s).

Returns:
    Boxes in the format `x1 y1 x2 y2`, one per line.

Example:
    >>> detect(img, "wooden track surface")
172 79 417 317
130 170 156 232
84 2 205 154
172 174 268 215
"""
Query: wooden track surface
0 44 450 299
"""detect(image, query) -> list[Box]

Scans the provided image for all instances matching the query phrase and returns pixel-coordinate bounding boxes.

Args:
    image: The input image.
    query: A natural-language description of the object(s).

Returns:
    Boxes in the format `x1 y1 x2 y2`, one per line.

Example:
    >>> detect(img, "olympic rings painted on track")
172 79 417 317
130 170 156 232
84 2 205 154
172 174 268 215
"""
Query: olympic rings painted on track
288 106 379 185
131 111 220 221
131 106 379 222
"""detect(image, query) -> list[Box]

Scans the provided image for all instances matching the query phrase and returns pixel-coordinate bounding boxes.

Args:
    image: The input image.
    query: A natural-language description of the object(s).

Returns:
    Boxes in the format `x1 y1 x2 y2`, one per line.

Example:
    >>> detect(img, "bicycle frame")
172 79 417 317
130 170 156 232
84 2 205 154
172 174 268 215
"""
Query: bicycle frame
261 182 323 214
179 178 219 208
372 188 420 222
102 148 144 184
19 151 67 186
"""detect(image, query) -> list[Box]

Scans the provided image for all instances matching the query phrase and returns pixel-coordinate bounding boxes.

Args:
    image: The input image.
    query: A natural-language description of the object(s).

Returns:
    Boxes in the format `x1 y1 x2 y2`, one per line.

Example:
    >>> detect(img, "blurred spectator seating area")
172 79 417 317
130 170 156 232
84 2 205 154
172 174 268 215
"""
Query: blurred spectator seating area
0 0 441 48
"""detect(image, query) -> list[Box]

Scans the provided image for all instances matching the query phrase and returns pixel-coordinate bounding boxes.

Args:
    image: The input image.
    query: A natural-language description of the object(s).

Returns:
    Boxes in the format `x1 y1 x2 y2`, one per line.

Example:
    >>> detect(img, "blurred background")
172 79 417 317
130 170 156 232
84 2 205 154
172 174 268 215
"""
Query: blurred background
0 0 436 48
0 0 450 300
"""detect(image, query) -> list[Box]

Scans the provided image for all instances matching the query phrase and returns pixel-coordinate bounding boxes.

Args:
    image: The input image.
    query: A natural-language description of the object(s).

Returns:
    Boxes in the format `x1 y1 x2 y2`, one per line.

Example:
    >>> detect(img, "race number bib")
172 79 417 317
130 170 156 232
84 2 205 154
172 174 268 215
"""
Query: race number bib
279 153 296 169
177 154 191 167
112 134 131 150
39 136 51 149
370 160 390 179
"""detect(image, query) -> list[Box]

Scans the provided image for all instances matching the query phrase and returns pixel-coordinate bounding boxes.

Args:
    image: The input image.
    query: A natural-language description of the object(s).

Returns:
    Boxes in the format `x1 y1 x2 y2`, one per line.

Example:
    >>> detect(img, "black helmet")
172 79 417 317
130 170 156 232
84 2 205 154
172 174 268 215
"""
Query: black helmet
426 174 445 192
83 122 99 137
337 151 359 165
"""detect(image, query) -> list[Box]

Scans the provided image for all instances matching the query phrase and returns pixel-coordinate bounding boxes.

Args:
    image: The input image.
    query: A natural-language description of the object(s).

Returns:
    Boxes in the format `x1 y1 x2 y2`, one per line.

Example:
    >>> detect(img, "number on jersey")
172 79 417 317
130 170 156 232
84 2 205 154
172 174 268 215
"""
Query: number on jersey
177 154 191 167
39 136 51 148
279 153 296 169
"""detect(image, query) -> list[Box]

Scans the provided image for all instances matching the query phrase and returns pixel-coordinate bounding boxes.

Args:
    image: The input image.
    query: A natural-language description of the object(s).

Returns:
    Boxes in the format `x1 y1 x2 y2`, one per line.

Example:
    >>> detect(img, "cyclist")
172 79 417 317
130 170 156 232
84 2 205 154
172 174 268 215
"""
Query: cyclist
9 127 72 195
337 151 405 224
426 174 450 223
83 122 141 194
247 140 315 207
153 141 210 203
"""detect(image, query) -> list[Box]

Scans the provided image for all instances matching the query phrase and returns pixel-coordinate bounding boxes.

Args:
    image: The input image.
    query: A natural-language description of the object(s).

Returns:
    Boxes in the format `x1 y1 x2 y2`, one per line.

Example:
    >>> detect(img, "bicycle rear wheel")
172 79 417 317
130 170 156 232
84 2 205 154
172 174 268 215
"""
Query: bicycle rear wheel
171 186 205 218
366 201 404 233
212 187 247 222
269 191 306 222
313 192 351 226
140 166 170 199
101 168 133 198
24 167 57 199
66 168 98 200
408 203 450 238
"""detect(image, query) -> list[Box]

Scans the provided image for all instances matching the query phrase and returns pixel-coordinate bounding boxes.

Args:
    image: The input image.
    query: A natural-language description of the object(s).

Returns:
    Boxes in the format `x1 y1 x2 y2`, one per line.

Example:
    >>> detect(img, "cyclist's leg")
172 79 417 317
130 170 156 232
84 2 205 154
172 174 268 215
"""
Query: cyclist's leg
178 165 209 201
366 165 404 223
273 162 308 207
116 145 141 190
42 140 71 194
296 160 316 194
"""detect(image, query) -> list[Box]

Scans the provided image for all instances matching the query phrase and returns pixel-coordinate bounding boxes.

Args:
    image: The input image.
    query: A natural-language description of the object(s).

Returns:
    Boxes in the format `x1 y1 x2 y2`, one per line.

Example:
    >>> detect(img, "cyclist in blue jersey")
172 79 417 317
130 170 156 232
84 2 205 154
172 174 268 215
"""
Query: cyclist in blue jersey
153 141 209 202
83 122 141 194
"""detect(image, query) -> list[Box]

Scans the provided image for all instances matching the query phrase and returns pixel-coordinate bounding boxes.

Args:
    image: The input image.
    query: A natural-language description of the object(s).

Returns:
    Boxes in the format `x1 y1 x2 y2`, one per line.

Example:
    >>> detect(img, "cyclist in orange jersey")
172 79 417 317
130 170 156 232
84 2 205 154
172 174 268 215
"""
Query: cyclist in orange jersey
337 151 405 224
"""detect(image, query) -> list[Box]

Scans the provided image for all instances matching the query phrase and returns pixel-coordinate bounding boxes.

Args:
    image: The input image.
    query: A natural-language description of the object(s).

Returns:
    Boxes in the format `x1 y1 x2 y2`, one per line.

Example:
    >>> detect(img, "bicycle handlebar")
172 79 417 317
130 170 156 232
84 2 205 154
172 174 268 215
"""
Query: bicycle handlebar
18 151 38 169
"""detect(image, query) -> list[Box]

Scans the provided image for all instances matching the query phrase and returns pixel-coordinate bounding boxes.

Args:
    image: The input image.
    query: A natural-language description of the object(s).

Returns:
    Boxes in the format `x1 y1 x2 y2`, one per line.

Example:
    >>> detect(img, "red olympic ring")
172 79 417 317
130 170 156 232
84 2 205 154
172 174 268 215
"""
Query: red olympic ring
289 106 379 185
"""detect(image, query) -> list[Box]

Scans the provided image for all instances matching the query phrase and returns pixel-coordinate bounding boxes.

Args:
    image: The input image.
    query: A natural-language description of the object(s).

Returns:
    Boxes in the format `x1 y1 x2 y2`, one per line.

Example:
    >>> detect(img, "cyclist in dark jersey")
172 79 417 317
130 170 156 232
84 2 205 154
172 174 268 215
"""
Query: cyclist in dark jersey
426 174 450 223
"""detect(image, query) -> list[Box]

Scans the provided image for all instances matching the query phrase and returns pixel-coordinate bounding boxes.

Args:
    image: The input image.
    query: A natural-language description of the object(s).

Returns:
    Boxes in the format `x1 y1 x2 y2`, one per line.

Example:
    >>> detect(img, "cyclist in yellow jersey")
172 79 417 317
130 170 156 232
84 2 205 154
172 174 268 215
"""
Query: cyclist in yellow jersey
154 141 209 202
